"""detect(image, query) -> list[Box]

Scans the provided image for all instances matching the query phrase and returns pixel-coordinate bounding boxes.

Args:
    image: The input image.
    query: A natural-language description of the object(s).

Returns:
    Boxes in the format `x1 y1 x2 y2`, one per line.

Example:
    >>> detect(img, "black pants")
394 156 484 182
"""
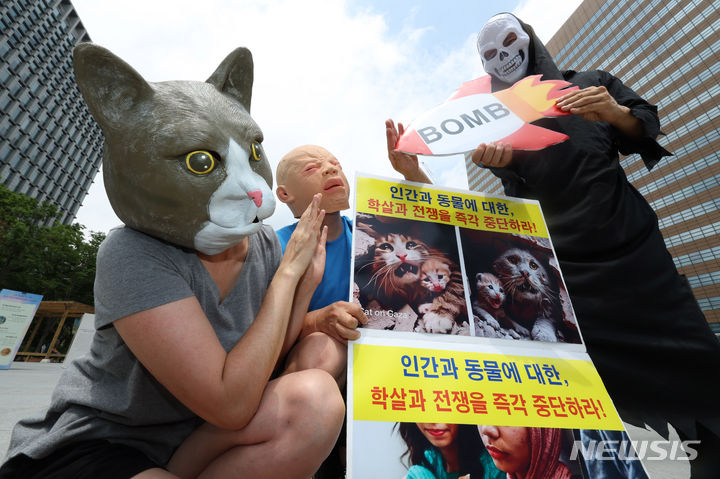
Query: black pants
0 440 161 479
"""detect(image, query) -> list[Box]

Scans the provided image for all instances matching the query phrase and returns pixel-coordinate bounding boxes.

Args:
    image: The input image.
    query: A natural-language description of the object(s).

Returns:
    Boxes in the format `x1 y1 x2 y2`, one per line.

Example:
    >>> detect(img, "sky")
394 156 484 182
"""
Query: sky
71 0 583 233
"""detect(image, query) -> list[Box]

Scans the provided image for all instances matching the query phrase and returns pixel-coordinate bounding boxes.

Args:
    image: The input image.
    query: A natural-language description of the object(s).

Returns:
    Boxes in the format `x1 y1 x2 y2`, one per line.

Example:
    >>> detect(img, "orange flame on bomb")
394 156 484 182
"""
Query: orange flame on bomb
493 75 578 122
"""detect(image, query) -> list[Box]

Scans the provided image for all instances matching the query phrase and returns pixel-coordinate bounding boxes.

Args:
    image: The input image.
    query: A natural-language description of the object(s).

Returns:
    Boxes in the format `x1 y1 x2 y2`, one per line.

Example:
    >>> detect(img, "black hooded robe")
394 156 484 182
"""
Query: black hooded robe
482 16 720 440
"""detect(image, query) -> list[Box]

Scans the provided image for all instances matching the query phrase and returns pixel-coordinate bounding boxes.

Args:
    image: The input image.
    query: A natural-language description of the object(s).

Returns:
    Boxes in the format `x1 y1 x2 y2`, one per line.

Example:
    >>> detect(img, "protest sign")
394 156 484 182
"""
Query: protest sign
0 289 43 369
347 174 647 478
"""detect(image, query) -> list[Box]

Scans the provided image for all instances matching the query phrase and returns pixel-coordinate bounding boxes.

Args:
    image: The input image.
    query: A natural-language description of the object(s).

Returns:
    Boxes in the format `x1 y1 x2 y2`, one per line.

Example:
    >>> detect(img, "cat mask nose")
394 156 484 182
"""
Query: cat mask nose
247 190 263 207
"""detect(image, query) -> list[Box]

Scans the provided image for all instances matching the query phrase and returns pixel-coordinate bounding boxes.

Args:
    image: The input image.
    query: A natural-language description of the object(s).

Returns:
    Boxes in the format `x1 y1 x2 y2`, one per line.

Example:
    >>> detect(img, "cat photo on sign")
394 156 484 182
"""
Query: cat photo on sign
353 214 470 336
458 229 581 344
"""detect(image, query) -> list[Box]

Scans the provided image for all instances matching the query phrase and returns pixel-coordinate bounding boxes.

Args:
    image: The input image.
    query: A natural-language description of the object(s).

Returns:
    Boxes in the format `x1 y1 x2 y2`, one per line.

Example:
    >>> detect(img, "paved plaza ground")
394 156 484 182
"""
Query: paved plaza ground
0 361 691 478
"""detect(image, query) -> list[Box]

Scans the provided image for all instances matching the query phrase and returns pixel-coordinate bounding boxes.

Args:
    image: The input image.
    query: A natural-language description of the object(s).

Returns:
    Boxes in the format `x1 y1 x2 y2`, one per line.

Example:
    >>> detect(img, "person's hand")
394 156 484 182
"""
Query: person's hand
556 86 643 137
471 142 513 168
386 119 430 183
309 301 368 342
555 85 626 123
280 193 325 279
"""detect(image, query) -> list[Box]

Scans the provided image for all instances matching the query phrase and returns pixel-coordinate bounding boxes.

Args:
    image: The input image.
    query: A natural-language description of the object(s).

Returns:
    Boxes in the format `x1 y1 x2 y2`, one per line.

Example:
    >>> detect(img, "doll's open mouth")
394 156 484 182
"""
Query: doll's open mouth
253 216 259 223
324 178 345 191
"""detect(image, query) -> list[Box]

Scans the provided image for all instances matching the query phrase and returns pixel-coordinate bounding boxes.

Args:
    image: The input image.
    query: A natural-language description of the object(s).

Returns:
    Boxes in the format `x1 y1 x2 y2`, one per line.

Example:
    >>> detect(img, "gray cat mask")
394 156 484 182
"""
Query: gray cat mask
73 44 275 254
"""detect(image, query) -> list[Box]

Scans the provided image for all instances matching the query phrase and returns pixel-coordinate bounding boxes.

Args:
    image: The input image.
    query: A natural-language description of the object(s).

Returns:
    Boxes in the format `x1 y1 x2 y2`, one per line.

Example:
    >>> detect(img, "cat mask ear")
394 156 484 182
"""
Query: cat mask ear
73 43 154 131
206 48 253 112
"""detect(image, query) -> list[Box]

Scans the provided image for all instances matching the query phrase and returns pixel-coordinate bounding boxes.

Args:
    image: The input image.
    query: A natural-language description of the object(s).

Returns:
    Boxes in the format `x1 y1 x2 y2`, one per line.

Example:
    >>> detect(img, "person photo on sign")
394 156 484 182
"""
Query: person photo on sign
387 13 720 473
477 425 574 479
397 422 504 479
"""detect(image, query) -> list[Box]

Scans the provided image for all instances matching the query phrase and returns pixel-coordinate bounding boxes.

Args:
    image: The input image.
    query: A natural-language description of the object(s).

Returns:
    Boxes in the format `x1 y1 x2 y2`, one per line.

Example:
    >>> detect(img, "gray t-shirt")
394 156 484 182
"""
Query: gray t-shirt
5 225 282 465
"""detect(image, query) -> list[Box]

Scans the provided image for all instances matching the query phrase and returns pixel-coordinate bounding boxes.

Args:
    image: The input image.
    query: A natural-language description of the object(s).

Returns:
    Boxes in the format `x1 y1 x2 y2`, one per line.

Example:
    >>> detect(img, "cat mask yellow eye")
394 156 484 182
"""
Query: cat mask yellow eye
185 150 215 175
251 141 264 162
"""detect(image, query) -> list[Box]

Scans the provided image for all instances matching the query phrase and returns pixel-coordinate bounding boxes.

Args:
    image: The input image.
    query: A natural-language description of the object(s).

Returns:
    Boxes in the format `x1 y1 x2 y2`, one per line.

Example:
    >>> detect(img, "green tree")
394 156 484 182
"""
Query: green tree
0 184 105 305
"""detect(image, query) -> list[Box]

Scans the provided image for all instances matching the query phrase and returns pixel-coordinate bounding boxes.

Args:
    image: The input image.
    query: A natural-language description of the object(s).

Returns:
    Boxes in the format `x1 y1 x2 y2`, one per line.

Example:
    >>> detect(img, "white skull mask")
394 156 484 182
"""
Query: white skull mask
477 14 530 84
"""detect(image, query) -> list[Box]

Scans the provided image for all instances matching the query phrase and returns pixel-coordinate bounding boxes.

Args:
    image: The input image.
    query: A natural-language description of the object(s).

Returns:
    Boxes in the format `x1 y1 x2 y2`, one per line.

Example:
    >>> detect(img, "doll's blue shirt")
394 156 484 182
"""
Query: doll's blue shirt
277 216 352 311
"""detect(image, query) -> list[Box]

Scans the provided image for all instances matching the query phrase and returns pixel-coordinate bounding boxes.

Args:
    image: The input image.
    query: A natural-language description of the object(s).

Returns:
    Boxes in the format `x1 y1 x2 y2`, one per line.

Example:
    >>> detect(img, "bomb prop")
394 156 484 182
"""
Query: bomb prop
396 75 579 156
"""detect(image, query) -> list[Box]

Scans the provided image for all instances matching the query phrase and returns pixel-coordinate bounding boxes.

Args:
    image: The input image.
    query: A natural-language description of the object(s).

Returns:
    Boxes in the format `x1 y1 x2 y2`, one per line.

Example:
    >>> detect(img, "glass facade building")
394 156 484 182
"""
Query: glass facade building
466 0 720 328
0 0 103 225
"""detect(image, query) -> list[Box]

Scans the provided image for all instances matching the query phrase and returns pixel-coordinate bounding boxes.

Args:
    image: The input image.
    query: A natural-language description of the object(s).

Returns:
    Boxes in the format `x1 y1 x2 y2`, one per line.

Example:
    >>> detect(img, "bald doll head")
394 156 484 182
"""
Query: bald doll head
276 145 350 217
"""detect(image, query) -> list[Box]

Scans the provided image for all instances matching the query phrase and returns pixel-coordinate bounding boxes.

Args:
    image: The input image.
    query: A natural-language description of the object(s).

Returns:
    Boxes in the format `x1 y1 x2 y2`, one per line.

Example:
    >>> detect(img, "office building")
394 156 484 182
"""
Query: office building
466 0 719 328
0 0 102 225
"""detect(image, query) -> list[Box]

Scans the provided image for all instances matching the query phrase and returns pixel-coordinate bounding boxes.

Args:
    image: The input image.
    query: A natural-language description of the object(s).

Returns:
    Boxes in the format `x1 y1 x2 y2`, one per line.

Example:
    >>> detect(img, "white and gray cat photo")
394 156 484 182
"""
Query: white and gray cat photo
459 230 581 344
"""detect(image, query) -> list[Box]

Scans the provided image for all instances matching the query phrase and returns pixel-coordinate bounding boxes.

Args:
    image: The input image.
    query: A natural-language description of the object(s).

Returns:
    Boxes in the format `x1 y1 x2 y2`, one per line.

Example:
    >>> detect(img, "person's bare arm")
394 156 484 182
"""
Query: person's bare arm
386 118 431 183
114 195 325 431
556 86 644 137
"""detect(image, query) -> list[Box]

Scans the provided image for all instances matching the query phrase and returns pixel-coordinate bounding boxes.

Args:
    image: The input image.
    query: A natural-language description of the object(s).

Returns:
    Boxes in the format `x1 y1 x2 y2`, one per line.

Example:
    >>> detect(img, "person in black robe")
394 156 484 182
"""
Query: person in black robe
387 13 720 476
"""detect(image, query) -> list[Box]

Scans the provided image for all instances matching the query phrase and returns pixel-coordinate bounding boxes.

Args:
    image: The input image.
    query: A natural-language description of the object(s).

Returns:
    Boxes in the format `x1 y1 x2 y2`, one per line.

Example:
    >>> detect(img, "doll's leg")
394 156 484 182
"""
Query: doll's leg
167 368 344 479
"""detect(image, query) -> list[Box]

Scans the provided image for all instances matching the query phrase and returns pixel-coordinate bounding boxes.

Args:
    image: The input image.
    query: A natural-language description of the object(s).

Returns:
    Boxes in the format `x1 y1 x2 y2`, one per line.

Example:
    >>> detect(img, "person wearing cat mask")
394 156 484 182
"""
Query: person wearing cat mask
0 45 344 479
388 13 720 476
